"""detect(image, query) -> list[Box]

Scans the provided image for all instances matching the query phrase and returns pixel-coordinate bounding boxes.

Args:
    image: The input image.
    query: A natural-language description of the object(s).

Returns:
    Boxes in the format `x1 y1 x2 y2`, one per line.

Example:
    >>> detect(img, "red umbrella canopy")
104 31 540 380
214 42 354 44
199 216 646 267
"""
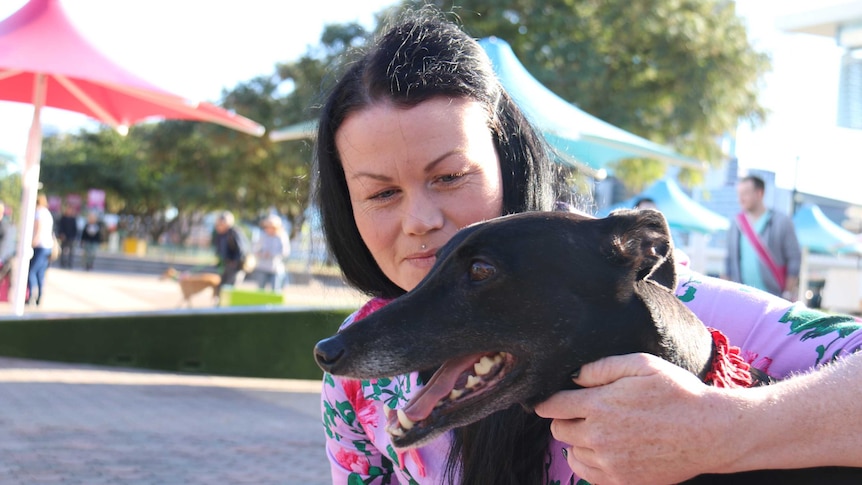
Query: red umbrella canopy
0 0 265 135
0 0 266 316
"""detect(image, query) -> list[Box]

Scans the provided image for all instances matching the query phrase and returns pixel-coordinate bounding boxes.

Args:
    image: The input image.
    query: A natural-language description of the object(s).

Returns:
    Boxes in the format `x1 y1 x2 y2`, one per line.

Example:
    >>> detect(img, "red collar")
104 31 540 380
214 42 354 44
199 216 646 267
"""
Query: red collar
703 328 754 388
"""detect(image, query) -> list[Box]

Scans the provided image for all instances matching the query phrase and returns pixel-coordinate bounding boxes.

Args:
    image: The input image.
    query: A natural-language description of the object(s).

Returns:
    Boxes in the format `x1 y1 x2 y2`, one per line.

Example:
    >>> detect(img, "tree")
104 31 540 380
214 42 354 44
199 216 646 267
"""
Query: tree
268 22 374 238
418 0 770 190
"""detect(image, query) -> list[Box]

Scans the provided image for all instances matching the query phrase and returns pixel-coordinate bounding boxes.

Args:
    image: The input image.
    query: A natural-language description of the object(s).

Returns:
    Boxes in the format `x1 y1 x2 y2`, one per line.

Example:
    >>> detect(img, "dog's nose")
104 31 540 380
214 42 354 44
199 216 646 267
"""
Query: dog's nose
314 336 345 372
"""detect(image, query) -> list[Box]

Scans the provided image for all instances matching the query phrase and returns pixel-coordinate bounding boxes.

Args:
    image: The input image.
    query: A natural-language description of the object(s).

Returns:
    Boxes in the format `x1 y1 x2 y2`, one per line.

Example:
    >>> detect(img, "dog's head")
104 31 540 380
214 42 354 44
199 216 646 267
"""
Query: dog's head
315 209 708 448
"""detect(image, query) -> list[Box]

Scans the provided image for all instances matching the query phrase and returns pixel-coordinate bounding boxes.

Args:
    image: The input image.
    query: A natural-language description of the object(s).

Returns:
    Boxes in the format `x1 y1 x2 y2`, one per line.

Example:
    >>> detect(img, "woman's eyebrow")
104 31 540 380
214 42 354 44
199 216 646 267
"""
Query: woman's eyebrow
348 149 463 181
423 150 462 174
349 171 391 182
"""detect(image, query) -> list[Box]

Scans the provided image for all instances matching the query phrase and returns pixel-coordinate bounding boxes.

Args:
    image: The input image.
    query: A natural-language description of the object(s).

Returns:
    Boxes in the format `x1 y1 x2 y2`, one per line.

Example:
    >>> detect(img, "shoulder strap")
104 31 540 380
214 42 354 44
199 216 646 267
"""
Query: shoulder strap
736 213 785 290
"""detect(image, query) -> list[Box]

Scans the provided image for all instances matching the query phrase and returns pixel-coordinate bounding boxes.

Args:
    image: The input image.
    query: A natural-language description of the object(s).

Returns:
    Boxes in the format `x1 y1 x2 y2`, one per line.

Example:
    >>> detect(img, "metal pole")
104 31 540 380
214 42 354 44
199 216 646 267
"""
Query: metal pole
11 73 46 316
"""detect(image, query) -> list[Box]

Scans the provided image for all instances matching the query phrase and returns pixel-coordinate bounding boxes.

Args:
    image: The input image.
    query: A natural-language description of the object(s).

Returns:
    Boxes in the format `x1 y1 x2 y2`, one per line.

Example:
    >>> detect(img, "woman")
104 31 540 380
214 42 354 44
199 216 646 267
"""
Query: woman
27 193 54 306
253 214 290 292
315 9 862 484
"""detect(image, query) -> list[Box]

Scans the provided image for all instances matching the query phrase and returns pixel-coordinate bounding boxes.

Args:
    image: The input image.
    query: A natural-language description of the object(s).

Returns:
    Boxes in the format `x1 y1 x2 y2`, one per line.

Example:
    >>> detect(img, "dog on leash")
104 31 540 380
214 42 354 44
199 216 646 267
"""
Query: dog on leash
160 267 221 307
315 210 861 484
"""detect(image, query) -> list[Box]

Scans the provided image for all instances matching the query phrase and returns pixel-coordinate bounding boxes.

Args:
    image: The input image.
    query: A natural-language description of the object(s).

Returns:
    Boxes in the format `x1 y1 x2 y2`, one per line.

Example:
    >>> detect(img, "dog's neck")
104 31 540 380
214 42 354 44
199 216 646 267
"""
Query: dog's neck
634 280 715 380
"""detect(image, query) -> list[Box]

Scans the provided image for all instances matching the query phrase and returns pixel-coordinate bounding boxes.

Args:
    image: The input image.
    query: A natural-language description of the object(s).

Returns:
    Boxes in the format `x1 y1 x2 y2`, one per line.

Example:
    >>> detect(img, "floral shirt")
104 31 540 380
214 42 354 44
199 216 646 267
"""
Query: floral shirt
321 265 862 484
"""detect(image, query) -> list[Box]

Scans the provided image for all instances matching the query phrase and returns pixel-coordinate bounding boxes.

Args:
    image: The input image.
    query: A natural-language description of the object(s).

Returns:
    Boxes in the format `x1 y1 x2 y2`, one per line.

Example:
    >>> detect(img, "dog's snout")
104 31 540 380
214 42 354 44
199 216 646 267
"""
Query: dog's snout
314 336 346 372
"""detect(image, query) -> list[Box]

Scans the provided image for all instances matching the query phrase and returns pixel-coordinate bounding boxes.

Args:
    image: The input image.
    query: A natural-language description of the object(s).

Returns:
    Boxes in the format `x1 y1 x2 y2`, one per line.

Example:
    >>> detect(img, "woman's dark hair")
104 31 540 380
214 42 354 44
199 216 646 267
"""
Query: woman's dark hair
313 8 562 484
314 7 563 300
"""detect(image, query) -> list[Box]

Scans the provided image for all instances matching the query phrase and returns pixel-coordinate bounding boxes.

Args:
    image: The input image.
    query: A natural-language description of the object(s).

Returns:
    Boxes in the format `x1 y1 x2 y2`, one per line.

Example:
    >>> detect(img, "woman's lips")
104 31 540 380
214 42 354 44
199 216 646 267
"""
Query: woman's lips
405 248 437 267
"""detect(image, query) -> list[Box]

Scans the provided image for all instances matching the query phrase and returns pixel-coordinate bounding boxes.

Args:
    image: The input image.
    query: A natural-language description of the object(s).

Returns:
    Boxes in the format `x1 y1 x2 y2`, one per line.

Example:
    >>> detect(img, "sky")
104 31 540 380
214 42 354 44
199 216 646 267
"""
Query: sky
1 0 861 203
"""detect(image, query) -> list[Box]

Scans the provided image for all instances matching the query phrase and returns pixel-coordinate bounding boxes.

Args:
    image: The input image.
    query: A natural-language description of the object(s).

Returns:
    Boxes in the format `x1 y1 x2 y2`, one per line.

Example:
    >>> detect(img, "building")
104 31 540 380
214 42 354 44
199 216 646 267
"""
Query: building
776 1 862 128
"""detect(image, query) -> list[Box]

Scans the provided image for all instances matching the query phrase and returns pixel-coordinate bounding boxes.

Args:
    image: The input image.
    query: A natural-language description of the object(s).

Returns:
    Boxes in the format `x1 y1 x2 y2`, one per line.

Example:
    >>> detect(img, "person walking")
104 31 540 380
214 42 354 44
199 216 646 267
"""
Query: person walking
80 212 105 271
56 204 79 269
0 201 16 302
724 174 802 300
0 201 14 266
252 214 290 292
212 211 248 300
27 194 54 306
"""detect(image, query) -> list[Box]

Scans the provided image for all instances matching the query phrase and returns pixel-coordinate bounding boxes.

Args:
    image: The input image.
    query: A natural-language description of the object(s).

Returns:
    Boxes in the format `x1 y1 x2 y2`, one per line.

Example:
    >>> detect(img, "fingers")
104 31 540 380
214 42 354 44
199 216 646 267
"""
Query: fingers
535 390 583 419
573 353 663 388
535 353 663 419
567 445 601 484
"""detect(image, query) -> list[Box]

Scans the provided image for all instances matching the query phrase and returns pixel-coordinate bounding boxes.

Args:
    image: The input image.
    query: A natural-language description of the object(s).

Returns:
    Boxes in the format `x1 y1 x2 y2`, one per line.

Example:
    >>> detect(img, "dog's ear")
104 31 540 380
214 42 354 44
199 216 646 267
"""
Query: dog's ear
605 209 676 290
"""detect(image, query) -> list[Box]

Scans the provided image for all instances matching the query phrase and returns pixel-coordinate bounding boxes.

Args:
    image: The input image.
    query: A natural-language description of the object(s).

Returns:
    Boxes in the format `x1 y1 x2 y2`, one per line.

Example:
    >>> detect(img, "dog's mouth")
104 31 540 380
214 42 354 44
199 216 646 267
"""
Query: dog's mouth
384 351 513 440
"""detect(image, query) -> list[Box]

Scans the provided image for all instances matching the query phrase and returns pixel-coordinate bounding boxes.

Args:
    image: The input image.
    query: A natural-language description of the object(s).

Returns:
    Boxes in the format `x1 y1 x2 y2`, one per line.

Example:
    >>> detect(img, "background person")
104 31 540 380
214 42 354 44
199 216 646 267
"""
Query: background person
252 214 290 292
212 211 247 299
0 201 14 266
80 212 105 271
27 194 54 306
315 9 862 485
56 204 79 269
0 201 15 302
724 174 802 300
633 197 658 210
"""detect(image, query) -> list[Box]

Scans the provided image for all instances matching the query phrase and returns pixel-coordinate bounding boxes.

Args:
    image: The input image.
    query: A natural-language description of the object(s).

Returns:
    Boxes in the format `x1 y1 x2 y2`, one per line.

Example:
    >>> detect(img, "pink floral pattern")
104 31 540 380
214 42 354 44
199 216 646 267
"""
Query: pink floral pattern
335 448 370 475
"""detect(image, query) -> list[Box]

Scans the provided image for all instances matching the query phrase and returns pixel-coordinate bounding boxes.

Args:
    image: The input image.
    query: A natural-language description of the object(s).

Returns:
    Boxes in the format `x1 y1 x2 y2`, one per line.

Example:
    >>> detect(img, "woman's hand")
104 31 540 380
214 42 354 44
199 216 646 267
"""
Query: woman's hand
535 353 740 485
537 351 862 484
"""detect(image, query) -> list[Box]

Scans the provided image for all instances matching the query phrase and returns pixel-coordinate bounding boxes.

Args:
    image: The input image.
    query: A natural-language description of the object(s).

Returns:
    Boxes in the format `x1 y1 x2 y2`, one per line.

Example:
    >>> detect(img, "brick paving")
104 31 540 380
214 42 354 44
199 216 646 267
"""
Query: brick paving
0 358 331 484
0 267 369 484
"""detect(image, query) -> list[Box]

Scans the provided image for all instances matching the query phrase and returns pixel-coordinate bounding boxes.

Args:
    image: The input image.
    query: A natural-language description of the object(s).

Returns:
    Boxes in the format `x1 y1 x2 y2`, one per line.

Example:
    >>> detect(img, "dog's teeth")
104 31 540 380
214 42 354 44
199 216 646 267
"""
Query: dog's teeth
396 409 414 430
449 389 464 400
383 406 392 419
493 354 503 365
474 356 495 376
466 374 482 389
388 425 405 437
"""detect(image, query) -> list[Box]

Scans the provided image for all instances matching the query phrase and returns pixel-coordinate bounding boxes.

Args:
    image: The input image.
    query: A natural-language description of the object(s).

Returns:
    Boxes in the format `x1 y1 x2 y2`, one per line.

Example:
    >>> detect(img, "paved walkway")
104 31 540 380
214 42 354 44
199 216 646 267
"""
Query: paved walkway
0 268 370 484
0 266 368 316
0 357 328 484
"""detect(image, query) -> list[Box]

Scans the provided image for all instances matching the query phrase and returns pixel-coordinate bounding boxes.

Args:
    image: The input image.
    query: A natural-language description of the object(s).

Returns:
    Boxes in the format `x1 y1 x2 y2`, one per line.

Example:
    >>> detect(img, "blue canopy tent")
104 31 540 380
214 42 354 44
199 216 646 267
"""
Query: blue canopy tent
793 204 862 255
598 178 729 234
270 37 705 177
478 37 704 175
792 204 862 310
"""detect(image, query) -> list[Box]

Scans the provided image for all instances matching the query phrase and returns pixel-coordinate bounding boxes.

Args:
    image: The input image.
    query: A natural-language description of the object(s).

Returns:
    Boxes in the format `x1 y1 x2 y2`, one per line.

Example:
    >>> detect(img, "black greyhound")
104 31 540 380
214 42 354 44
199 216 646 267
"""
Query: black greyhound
315 210 860 484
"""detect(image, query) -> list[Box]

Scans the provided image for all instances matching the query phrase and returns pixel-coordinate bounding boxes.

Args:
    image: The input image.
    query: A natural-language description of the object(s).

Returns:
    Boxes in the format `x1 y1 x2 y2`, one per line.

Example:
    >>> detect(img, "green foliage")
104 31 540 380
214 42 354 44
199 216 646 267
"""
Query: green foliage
417 0 770 189
38 0 767 228
0 172 21 221
0 308 353 379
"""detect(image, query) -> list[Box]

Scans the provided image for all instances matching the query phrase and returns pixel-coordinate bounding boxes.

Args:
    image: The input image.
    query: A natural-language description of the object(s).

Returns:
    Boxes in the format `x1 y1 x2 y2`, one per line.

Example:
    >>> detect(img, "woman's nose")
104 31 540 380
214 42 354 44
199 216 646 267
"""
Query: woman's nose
402 192 444 235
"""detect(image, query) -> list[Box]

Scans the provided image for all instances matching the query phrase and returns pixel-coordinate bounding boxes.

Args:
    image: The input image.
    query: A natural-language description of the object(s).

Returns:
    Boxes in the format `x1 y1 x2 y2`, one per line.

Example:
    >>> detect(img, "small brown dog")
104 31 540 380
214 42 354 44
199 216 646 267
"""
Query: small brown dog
160 267 221 307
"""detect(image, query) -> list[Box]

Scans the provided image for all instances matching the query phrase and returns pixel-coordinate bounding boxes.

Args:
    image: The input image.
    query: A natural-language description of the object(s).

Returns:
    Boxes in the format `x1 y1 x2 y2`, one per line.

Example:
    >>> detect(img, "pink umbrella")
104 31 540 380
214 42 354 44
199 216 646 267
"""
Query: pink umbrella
0 0 266 315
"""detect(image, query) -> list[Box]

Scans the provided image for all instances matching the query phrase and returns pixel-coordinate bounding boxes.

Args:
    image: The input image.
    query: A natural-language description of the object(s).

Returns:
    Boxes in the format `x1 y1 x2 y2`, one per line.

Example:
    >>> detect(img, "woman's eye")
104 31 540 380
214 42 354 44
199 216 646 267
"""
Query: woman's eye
438 172 465 183
469 261 496 281
369 189 397 200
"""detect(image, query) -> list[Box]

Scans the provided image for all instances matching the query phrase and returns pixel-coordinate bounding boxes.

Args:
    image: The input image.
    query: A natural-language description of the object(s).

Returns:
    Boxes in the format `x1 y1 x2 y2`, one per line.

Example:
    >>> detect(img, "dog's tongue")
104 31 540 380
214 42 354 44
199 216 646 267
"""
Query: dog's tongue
402 353 482 422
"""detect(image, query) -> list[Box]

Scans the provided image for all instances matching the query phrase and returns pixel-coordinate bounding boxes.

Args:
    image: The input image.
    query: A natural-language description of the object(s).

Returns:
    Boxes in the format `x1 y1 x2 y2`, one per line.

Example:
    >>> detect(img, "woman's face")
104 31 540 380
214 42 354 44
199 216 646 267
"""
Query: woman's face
337 97 504 292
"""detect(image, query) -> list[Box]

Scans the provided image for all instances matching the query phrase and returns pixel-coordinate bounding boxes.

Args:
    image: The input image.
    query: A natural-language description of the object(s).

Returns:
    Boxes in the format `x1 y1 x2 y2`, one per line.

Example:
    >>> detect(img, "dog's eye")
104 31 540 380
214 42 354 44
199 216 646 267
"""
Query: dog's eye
469 261 496 281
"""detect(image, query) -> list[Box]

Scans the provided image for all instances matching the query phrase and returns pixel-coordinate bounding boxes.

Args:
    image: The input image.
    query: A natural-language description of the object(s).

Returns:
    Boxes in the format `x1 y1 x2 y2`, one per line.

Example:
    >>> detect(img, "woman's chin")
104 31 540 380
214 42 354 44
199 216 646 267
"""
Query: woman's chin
398 259 437 290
